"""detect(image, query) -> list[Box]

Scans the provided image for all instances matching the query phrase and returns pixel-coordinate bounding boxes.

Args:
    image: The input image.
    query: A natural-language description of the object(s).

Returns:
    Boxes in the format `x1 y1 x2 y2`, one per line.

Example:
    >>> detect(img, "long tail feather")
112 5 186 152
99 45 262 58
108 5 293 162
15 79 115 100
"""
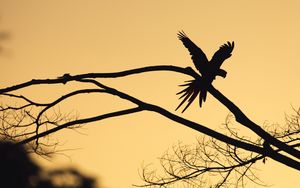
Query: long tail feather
181 87 200 112
175 87 195 111
199 88 207 107
176 79 202 112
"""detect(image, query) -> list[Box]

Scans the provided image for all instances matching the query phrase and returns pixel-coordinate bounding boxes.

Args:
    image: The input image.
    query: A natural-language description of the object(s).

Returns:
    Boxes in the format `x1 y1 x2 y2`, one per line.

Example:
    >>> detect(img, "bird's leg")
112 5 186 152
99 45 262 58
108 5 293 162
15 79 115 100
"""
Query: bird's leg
216 69 227 78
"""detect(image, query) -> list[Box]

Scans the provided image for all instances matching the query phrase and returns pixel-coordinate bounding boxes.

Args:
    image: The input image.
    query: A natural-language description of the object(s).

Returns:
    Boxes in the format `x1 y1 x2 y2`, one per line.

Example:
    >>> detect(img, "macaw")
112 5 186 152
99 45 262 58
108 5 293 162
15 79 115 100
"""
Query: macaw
176 31 234 112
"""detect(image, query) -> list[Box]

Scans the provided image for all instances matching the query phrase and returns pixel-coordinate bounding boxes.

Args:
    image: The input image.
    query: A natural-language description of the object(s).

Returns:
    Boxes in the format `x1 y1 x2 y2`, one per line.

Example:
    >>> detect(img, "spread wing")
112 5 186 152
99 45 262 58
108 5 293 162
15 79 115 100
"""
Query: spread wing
178 31 209 74
210 41 234 68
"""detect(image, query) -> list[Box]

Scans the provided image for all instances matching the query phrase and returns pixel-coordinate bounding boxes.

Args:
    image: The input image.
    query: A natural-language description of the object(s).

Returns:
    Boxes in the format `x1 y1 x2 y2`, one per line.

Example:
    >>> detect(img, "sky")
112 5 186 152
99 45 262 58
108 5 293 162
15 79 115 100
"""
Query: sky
0 1 300 187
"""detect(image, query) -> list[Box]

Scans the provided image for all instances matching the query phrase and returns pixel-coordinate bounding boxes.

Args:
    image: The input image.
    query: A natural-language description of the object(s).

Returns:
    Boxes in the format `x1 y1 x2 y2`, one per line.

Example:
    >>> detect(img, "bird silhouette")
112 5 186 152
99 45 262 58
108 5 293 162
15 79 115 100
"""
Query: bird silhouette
176 31 234 112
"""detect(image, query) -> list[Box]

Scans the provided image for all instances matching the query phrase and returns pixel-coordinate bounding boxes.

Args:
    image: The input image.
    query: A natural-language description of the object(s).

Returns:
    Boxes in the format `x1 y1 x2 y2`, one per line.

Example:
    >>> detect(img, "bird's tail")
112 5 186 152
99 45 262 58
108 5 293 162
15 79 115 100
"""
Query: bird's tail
176 79 206 113
199 87 207 107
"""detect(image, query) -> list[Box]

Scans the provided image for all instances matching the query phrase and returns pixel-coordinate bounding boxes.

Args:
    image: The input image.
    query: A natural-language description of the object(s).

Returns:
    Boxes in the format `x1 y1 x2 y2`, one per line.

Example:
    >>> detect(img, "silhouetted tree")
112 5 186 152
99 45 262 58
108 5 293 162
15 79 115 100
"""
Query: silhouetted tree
137 110 300 187
0 32 299 187
0 141 98 188
0 141 40 188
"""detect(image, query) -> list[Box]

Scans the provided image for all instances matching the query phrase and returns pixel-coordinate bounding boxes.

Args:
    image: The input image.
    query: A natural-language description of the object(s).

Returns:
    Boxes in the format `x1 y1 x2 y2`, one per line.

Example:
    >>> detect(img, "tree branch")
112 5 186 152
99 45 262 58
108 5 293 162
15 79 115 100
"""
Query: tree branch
1 65 299 169
74 79 300 171
208 86 300 160
17 106 143 145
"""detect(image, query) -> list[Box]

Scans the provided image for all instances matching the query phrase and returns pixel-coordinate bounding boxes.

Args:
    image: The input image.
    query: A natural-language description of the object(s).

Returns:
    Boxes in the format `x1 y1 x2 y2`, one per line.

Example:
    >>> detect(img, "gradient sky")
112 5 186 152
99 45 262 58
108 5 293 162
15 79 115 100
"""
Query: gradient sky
1 1 300 187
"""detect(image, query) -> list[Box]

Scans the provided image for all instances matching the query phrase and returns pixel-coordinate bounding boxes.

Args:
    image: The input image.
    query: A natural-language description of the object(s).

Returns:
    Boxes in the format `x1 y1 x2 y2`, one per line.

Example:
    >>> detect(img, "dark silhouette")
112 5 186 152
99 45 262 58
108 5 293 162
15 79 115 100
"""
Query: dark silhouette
0 141 40 188
176 31 234 112
0 141 98 188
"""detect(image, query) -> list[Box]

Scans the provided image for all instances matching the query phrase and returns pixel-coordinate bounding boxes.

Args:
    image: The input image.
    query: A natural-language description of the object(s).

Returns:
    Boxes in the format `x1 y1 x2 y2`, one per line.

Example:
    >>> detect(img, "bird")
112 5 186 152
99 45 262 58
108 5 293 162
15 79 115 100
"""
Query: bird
176 31 234 112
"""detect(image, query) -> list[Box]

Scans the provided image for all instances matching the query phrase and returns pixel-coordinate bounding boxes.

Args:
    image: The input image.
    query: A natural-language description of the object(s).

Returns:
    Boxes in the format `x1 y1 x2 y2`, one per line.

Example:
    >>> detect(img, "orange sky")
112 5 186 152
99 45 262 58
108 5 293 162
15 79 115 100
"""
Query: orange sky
1 1 300 187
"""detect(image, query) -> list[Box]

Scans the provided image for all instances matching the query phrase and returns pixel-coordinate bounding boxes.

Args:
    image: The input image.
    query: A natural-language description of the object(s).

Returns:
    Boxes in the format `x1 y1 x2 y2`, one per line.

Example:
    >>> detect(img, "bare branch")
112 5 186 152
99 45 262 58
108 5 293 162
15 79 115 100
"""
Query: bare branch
17 106 142 146
1 64 300 188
